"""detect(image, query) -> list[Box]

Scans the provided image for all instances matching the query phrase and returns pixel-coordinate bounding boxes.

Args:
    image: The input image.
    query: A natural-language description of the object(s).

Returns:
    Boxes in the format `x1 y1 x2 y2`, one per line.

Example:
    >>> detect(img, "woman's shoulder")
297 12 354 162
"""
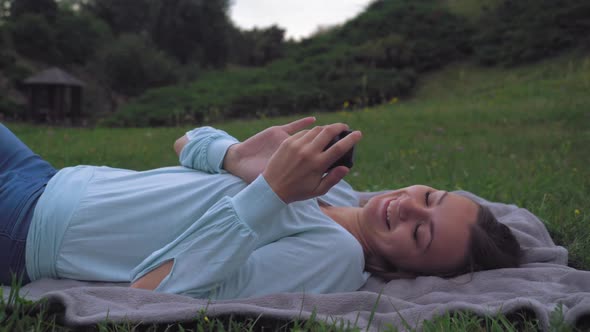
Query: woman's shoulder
317 179 360 207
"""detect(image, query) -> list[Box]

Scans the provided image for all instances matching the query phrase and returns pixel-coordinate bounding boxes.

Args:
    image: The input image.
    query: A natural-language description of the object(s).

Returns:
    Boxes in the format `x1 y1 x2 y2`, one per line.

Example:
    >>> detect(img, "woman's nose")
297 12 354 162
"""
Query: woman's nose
398 197 428 221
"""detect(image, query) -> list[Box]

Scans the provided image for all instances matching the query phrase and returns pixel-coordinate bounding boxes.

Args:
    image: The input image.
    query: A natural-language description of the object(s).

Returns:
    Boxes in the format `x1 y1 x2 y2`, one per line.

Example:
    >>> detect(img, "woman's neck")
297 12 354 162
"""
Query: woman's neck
319 204 371 255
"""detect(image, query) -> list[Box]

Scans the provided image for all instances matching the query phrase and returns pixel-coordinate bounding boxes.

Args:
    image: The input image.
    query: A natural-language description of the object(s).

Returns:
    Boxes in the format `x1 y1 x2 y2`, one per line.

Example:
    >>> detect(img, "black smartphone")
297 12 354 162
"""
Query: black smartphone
324 130 355 171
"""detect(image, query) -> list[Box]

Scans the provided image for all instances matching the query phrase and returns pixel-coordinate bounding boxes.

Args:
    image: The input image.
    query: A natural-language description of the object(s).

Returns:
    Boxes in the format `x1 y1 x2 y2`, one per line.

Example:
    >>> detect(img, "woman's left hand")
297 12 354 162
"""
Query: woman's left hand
223 117 316 183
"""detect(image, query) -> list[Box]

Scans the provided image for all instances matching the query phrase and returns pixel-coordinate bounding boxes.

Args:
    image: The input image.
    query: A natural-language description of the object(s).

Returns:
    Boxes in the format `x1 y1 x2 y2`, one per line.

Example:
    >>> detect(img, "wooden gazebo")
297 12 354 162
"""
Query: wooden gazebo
23 67 84 123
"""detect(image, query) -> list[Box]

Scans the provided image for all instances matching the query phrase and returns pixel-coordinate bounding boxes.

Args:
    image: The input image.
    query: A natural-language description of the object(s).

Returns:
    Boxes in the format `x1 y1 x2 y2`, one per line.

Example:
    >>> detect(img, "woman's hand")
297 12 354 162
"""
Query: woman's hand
223 117 316 183
262 123 362 204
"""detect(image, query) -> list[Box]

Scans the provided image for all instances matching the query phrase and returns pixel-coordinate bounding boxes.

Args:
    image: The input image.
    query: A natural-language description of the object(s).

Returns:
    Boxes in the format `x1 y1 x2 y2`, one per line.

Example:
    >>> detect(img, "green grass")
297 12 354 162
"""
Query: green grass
3 52 589 330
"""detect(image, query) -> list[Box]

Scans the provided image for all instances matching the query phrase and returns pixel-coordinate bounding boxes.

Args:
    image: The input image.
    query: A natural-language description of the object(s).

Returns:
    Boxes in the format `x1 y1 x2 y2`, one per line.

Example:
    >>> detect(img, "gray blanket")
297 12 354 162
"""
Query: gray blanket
4 192 590 330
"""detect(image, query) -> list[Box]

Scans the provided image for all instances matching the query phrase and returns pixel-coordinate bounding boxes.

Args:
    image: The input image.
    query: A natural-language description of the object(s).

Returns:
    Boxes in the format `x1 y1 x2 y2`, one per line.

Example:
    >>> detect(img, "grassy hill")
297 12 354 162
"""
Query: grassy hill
100 0 588 127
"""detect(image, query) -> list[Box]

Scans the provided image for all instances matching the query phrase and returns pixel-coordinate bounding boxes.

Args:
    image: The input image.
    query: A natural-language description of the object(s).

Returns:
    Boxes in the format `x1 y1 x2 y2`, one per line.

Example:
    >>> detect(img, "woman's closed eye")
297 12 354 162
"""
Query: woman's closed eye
424 191 432 206
413 223 421 243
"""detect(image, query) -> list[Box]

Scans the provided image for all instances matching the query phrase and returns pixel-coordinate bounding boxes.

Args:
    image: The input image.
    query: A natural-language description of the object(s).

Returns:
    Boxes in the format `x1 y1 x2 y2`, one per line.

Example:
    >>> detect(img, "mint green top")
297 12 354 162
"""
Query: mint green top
27 127 370 299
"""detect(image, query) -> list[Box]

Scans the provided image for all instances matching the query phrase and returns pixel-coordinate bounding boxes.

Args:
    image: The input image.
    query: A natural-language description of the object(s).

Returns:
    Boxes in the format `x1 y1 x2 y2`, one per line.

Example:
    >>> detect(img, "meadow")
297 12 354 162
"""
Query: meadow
2 52 590 331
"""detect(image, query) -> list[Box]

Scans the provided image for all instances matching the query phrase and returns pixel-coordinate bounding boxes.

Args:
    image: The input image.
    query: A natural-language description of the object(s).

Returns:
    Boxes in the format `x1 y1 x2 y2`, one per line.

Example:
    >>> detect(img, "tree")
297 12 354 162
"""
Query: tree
54 9 111 64
9 13 58 62
228 25 286 66
0 0 11 20
151 0 231 66
247 26 285 66
94 34 179 96
84 0 153 35
10 0 57 20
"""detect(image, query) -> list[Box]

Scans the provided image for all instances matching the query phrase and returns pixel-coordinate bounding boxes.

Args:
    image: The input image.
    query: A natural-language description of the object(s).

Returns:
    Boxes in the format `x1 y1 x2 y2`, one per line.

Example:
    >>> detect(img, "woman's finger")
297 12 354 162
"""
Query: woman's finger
280 117 316 135
322 130 362 166
316 166 349 195
286 129 310 142
296 125 325 144
311 123 350 149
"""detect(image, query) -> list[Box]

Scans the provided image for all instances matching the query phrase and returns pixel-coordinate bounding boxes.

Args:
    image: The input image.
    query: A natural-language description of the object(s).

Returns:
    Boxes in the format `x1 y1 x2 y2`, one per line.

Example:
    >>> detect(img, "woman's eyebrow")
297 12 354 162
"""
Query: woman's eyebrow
424 191 447 252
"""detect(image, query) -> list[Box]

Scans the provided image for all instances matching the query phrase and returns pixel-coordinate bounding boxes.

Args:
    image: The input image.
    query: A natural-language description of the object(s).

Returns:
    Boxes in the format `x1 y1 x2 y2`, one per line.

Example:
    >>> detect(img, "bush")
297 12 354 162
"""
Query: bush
353 34 412 68
473 0 590 66
338 0 473 71
105 55 418 127
1 57 34 88
93 34 179 96
0 96 25 120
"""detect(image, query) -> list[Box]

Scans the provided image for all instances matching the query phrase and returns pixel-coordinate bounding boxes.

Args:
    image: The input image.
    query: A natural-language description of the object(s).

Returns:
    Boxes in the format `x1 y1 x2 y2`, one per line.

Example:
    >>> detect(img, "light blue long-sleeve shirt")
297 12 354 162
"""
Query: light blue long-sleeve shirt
26 127 370 299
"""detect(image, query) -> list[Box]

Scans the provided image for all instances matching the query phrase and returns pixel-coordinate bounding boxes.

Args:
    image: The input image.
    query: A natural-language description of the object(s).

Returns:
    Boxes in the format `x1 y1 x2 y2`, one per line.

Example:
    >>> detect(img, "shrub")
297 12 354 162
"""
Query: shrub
0 96 25 120
1 57 34 88
338 0 473 71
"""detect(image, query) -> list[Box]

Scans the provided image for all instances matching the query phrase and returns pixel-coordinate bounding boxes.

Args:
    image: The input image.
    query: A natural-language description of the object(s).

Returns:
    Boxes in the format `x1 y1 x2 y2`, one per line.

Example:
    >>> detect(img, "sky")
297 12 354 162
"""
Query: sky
229 0 374 40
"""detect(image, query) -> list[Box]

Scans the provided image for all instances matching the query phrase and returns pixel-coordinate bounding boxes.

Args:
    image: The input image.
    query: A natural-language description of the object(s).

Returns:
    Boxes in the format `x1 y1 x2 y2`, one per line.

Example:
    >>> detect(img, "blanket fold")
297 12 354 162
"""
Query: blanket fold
3 192 589 331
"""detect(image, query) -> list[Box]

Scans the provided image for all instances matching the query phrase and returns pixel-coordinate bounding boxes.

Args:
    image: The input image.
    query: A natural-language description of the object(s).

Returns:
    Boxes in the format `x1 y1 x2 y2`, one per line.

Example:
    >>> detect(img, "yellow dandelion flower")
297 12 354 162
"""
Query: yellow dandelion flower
389 97 399 104
204 316 210 323
575 209 581 216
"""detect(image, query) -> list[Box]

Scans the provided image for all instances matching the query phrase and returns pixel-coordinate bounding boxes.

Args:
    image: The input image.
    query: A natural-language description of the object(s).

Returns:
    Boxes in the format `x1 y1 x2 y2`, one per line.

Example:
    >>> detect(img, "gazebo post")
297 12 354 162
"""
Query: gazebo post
72 86 82 121
26 86 33 121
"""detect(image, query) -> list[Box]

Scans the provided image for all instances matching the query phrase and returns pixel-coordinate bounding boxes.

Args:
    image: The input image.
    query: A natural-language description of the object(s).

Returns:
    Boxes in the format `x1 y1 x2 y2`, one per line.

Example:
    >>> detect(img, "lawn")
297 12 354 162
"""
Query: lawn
3 52 589 331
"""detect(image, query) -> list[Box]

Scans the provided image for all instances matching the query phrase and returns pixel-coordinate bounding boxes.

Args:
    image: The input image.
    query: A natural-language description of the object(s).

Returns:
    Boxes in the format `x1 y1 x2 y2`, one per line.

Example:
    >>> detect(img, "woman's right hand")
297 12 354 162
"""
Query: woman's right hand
262 123 362 204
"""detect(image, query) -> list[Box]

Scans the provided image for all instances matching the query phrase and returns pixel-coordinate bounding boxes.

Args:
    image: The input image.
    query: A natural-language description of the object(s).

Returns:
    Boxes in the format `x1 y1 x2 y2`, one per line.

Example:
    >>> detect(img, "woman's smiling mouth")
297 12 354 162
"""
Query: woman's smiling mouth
383 198 398 229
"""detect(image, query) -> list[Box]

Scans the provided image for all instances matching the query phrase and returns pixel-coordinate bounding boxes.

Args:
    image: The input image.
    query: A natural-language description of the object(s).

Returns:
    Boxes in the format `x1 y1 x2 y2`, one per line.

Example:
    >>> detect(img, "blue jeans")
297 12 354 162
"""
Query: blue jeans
0 123 56 285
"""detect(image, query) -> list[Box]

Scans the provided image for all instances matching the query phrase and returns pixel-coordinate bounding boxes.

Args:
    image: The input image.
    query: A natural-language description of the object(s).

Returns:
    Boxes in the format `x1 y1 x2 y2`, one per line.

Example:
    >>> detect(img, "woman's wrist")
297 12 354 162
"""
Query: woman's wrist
179 127 239 173
222 144 241 175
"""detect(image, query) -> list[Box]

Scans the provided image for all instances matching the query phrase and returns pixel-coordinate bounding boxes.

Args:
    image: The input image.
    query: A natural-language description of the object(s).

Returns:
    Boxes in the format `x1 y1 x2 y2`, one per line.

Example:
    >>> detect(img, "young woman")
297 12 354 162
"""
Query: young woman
0 119 522 299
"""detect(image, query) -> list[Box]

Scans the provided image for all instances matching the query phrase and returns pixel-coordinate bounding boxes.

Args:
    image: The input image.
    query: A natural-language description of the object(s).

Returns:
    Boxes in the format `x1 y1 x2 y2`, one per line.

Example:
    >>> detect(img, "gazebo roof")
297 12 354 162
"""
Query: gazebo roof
23 67 84 87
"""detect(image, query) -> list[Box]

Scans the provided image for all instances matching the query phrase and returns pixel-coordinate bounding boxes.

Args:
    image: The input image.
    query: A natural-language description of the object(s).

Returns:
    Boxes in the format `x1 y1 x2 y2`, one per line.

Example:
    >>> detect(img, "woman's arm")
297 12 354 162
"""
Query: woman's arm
133 124 362 293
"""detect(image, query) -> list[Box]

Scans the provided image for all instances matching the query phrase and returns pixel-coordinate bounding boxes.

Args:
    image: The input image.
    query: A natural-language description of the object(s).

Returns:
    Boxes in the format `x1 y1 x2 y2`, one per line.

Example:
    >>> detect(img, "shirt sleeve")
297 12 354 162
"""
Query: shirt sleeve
179 126 239 173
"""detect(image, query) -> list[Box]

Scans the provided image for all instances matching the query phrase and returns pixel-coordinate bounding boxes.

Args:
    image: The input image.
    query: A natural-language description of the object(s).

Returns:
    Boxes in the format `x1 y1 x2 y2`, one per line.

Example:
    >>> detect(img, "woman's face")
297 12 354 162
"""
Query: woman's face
360 185 479 274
